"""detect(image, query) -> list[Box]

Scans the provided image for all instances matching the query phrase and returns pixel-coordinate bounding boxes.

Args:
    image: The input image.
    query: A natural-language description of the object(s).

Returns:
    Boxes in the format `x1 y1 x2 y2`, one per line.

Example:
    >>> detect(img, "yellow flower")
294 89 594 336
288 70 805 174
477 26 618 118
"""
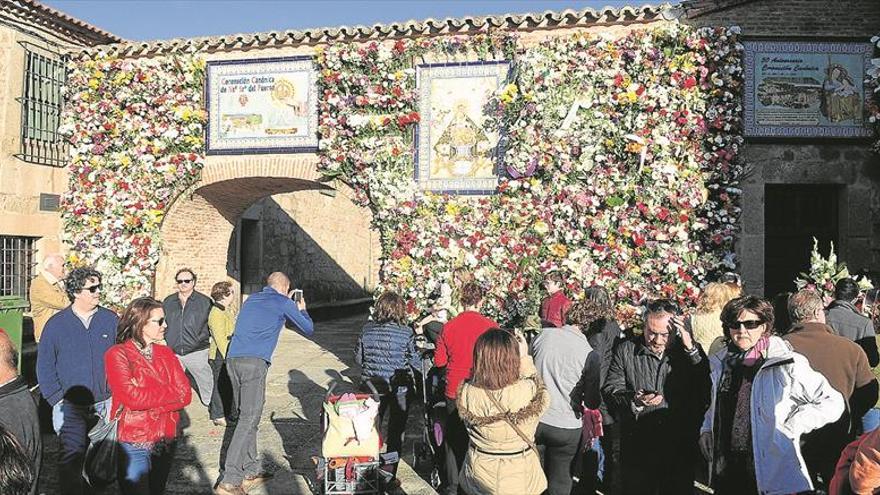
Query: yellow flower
394 70 404 81
87 79 99 90
499 83 518 104
445 203 460 216
119 155 131 168
488 212 500 226
92 70 104 79
550 243 568 258
534 220 549 235
398 256 412 271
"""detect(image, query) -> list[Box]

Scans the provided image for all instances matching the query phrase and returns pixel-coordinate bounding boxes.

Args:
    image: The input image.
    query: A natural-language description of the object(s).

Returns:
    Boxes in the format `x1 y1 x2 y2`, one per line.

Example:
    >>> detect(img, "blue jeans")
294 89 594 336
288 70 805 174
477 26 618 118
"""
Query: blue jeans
118 442 176 495
51 398 111 495
591 435 605 482
863 408 880 434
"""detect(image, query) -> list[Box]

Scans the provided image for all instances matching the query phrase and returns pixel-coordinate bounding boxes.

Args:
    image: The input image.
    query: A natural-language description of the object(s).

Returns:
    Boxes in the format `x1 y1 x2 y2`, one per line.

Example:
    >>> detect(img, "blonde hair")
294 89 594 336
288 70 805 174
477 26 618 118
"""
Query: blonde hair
697 282 739 313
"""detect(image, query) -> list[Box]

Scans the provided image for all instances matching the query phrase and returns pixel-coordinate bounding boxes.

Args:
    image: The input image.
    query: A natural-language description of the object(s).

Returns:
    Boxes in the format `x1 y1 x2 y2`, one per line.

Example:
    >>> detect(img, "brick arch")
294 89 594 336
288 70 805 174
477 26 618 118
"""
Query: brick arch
153 154 372 299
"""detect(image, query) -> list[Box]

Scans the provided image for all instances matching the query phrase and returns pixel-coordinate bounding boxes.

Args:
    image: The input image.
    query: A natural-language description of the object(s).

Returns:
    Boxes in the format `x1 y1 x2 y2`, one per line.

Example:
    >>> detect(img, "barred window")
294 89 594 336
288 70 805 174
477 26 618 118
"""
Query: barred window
17 43 67 167
0 236 38 299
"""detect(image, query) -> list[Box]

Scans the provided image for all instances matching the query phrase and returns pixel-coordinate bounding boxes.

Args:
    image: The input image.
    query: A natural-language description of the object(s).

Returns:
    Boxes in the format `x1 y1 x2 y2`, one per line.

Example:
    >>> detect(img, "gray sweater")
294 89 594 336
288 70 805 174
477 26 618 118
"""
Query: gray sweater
531 325 601 429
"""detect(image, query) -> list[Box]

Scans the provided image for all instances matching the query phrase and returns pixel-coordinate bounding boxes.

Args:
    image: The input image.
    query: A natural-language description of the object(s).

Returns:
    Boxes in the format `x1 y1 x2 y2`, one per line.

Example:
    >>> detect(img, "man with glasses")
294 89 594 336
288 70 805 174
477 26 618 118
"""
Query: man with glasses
783 289 878 491
36 267 117 495
603 299 710 495
163 268 215 415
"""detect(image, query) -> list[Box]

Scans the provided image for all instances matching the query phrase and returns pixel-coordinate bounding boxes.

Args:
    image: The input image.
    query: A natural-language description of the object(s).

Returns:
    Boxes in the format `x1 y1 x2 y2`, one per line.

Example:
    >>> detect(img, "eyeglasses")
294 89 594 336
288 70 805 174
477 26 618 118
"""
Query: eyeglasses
176 279 193 284
149 317 165 326
82 284 102 294
728 319 764 330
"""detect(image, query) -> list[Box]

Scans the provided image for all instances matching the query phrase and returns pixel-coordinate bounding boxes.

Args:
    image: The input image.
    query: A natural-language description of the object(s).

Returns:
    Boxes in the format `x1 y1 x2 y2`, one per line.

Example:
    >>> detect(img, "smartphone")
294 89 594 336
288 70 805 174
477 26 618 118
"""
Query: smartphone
640 389 659 395
292 289 303 303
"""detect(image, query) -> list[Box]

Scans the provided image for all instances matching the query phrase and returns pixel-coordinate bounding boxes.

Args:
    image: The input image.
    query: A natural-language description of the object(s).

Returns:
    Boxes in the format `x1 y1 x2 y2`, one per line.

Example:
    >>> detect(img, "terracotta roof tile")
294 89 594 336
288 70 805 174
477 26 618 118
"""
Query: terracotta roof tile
4 0 122 45
72 3 666 58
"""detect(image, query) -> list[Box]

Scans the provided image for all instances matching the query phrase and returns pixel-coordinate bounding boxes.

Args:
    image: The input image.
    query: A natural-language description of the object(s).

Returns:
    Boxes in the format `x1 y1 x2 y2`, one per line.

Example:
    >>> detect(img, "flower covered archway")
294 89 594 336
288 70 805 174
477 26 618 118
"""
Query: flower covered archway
61 24 745 325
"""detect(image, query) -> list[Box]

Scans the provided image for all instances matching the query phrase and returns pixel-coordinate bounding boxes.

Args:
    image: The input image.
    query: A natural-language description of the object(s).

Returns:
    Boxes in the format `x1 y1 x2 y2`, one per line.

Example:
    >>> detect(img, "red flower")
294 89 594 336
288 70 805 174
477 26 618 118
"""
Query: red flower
683 76 697 89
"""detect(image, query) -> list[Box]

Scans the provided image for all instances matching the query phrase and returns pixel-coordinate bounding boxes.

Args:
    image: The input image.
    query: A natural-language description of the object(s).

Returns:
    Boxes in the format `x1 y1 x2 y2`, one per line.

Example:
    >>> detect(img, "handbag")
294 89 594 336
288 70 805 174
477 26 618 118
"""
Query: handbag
485 391 539 453
83 404 123 487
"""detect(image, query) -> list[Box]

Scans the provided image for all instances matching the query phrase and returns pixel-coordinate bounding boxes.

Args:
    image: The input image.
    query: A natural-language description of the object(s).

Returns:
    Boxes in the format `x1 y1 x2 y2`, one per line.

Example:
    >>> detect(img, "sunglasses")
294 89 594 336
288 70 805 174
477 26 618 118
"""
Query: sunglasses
82 284 102 294
149 317 166 326
176 279 194 284
727 319 764 330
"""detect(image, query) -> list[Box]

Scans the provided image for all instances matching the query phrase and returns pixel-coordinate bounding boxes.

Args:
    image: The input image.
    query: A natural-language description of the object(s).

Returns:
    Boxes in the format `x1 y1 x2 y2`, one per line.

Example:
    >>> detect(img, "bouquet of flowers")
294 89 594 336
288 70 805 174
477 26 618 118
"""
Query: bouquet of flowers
795 237 873 301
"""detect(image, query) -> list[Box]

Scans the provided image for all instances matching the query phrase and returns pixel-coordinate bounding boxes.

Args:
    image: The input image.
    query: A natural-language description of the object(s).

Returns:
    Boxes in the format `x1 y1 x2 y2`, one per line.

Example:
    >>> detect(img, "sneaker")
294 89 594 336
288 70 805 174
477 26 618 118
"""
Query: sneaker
242 472 274 492
212 418 228 427
214 483 245 495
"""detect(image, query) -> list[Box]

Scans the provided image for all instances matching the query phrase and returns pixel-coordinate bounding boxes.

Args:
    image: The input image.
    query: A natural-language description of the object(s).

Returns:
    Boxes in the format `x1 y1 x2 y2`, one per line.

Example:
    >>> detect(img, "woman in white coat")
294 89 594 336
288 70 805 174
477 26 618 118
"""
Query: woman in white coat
699 295 844 495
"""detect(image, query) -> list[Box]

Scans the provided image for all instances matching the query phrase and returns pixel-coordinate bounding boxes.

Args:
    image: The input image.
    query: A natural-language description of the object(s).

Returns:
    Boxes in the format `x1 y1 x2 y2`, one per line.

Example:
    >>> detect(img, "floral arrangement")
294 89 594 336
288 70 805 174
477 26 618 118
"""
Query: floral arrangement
59 55 207 309
795 237 874 302
868 34 880 153
319 25 745 327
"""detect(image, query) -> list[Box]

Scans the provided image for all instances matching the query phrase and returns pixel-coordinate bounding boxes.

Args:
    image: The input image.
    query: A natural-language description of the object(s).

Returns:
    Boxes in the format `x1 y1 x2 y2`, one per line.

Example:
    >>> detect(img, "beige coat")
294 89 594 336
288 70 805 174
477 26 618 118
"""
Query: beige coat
29 273 69 342
456 356 549 495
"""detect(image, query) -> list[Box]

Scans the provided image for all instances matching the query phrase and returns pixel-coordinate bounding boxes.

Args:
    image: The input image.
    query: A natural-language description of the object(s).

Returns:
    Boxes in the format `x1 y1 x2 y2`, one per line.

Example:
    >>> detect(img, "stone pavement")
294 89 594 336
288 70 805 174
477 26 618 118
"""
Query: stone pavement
38 313 438 495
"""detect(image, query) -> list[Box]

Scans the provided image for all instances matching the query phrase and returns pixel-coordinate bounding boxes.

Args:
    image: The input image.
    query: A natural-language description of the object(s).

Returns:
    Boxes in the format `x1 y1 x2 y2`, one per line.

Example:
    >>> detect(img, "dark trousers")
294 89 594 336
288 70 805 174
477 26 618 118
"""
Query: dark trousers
118 441 176 495
378 388 410 456
536 422 582 495
52 400 107 495
222 357 268 486
802 416 851 489
620 425 697 495
209 357 235 421
442 399 468 495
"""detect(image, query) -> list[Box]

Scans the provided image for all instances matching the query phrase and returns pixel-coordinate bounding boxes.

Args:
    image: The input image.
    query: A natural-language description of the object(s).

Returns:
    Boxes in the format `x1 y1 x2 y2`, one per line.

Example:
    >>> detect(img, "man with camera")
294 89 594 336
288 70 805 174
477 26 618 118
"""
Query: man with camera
215 272 314 495
603 299 710 495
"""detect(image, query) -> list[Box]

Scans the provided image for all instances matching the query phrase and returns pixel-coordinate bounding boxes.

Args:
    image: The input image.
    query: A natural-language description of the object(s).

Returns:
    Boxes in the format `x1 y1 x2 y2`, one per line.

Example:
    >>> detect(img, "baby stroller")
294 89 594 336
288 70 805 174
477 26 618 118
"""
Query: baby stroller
316 381 385 495
412 332 446 490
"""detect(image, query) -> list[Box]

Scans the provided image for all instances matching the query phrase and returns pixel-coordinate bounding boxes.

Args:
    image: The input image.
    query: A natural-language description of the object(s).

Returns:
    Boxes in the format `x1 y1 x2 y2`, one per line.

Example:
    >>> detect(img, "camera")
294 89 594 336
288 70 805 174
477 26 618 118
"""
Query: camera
291 289 303 303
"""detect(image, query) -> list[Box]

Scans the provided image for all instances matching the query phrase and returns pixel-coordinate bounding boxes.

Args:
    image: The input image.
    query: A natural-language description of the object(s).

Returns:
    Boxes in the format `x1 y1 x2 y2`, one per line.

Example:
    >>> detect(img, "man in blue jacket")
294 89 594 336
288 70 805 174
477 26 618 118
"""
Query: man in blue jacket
36 267 118 495
216 272 314 495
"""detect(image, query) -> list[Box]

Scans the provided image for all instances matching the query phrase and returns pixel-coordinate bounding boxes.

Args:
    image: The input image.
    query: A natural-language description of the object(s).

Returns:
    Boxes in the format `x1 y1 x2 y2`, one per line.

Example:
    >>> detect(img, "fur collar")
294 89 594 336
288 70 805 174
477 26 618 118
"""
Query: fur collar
456 375 548 427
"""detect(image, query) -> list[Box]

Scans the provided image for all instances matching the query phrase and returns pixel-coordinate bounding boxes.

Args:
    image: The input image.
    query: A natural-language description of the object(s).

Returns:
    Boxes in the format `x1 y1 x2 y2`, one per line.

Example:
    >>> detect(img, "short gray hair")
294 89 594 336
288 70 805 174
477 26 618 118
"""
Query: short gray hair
788 289 824 324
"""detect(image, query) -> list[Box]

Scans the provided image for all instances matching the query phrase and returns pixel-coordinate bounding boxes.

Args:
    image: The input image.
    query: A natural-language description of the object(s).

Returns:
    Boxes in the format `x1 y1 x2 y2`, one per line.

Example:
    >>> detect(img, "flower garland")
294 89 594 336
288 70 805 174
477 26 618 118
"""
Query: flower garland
319 25 745 327
868 34 880 153
59 55 207 309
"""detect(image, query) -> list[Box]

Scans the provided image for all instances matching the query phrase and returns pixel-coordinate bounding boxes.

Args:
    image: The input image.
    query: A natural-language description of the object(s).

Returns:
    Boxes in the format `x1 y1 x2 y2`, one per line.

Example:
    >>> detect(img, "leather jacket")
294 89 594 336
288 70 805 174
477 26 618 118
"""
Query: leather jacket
105 340 192 444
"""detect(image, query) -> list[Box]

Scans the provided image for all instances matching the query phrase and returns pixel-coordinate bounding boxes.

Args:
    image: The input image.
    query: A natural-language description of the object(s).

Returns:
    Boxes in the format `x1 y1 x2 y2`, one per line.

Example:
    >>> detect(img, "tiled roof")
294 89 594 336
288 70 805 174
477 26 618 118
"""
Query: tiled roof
72 3 666 58
3 0 122 46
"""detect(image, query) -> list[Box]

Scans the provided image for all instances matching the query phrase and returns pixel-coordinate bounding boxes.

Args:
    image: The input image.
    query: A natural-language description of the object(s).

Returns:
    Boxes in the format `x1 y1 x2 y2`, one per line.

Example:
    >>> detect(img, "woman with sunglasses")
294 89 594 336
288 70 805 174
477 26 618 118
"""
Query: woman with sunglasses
105 297 192 494
699 295 844 495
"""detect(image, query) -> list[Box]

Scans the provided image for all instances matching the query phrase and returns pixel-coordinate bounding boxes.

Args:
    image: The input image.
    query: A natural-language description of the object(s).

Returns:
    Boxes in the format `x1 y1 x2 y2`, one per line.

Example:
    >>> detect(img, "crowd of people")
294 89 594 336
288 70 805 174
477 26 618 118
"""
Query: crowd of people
356 272 880 495
6 253 880 495
0 260 314 495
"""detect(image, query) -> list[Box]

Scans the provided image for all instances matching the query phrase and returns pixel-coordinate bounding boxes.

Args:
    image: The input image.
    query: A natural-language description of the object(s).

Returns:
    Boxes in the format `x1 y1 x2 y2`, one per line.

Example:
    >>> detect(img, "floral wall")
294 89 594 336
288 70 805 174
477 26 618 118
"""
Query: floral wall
59 57 206 308
59 24 746 324
318 25 745 326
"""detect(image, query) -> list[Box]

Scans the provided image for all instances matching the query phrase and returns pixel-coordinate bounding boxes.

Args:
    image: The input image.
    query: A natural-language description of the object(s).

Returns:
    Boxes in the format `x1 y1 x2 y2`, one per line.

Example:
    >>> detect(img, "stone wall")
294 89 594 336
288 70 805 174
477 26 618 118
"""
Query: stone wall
684 0 880 295
0 24 72 257
233 190 376 303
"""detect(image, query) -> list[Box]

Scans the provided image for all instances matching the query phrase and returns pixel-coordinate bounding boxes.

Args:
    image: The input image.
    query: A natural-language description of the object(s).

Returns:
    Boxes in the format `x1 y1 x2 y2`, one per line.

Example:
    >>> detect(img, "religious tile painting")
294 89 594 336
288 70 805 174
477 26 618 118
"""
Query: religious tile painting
206 56 318 154
744 41 873 138
415 61 509 194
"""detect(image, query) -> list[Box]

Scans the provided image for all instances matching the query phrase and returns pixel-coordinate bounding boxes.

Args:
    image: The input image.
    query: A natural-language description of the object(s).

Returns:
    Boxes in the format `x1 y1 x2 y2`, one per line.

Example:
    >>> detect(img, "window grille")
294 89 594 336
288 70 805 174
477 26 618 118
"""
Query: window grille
0 236 38 299
16 43 68 167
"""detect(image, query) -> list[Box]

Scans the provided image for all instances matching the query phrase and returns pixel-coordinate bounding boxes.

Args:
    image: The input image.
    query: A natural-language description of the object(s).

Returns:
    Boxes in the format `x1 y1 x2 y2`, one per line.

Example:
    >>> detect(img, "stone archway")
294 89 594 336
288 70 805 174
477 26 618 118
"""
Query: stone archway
154 154 379 301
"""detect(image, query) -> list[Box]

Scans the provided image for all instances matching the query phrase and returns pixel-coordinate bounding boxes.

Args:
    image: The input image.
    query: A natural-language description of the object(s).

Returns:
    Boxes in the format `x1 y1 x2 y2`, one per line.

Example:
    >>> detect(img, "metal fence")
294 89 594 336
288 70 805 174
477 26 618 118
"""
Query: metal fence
16 42 68 167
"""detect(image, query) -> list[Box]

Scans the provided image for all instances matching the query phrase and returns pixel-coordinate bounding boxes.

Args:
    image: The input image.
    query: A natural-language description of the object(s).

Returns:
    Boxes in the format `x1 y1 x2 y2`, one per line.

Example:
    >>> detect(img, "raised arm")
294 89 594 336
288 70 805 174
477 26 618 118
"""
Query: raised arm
282 297 314 336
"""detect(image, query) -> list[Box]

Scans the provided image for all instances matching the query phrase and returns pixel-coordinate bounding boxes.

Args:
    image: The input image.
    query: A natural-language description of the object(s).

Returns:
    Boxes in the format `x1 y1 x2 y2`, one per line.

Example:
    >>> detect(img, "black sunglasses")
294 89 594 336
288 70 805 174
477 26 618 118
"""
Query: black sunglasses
176 278 194 284
82 284 102 294
727 319 764 330
149 317 166 326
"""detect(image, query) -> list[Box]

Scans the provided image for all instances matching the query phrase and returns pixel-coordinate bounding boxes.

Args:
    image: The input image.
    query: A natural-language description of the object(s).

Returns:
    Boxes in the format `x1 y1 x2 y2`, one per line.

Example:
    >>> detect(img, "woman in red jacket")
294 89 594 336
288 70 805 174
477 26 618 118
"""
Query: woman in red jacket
105 297 192 495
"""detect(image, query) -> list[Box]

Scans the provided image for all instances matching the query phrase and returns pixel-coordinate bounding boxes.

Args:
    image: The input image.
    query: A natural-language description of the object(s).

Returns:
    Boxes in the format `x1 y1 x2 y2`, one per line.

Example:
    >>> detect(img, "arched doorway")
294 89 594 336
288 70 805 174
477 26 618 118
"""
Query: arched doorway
155 155 379 304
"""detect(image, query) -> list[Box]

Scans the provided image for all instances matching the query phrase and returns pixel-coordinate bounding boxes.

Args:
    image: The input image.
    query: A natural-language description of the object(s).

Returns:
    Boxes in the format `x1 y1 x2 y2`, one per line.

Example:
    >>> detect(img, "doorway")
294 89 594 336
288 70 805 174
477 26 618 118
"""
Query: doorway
764 184 840 298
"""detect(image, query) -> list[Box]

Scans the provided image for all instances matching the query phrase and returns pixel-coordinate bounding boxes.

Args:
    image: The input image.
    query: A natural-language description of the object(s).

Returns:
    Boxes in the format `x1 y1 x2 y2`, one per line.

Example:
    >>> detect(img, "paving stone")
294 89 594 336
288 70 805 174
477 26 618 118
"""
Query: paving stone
38 313 438 495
